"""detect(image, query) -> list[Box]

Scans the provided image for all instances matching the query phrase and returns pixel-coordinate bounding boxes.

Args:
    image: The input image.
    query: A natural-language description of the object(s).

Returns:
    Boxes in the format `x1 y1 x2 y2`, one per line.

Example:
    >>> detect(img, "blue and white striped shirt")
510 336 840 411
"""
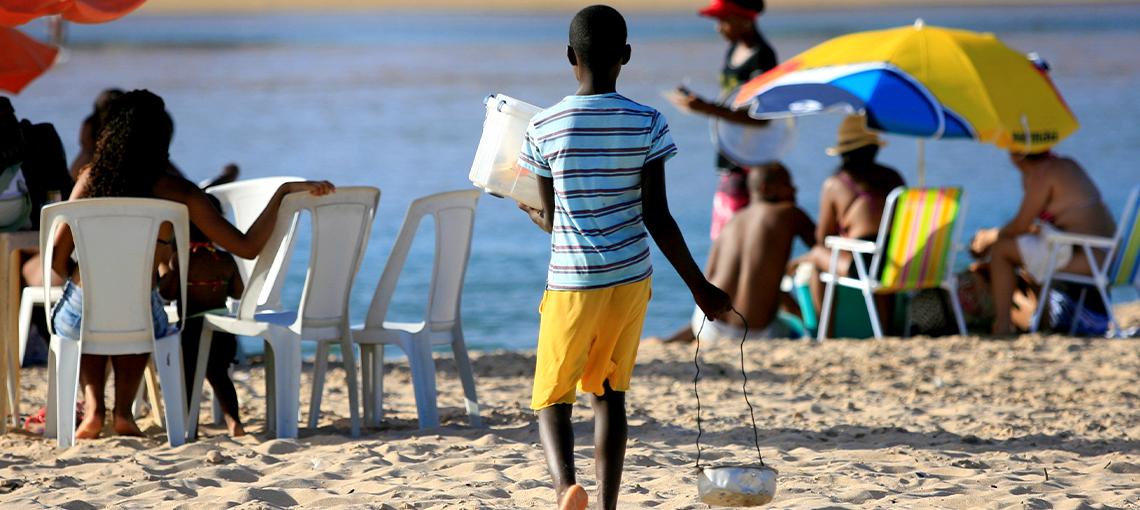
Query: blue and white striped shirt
517 93 677 290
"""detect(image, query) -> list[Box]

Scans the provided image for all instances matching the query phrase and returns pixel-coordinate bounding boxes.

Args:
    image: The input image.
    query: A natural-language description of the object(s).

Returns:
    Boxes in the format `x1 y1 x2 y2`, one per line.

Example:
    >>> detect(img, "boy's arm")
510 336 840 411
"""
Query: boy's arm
518 174 555 234
794 206 817 247
228 259 245 300
641 158 732 320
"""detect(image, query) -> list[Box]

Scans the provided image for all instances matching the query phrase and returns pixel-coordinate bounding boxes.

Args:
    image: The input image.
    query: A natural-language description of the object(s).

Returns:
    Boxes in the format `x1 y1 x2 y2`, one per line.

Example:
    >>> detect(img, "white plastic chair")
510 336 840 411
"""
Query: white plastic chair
40 198 189 448
353 190 481 430
1029 186 1140 335
187 187 379 440
207 176 304 310
7 285 61 427
203 177 303 425
818 187 969 340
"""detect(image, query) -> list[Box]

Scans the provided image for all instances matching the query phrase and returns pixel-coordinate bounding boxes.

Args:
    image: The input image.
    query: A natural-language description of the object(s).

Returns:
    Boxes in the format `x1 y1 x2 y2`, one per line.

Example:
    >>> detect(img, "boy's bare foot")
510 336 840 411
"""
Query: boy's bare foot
111 412 144 437
226 416 246 437
558 484 587 510
75 410 105 439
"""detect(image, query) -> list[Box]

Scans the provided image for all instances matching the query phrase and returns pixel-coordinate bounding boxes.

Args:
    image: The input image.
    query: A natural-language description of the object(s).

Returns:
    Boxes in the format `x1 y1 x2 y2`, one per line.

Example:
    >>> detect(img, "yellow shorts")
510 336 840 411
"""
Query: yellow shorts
531 277 652 410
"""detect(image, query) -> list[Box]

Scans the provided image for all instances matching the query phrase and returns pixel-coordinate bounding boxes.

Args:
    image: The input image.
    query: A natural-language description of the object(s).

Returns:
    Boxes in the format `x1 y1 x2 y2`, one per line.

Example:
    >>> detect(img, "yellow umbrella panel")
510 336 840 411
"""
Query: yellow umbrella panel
734 21 1079 154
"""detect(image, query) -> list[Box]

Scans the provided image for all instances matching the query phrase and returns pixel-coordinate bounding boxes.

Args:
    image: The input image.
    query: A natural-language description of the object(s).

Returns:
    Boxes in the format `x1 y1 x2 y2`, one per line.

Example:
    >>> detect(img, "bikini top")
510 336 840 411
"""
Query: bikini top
836 172 879 237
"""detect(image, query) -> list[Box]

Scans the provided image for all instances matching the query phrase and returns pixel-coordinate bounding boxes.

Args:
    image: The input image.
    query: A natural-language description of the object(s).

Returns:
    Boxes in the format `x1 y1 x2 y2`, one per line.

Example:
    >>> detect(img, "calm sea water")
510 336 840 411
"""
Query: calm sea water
11 5 1140 350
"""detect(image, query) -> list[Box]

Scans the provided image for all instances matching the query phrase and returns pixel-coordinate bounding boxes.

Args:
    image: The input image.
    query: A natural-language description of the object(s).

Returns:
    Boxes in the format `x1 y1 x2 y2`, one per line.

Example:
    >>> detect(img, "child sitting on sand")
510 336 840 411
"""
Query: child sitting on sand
515 5 731 509
160 196 245 436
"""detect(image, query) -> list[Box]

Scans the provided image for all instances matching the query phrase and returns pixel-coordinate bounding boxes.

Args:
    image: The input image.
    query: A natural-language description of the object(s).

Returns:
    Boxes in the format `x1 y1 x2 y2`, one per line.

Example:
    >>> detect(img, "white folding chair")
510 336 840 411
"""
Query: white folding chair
187 187 379 440
1029 186 1140 335
40 198 189 448
353 190 481 430
818 187 968 340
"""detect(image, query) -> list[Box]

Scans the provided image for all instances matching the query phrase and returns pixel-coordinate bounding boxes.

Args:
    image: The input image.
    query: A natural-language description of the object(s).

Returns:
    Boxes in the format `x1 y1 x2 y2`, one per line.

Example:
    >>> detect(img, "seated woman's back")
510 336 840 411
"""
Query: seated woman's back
818 147 905 242
1027 155 1115 237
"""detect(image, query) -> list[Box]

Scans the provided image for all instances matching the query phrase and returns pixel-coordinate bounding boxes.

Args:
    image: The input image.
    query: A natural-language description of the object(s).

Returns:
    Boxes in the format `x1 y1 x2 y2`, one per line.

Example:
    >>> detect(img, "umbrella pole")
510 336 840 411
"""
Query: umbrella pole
916 139 926 187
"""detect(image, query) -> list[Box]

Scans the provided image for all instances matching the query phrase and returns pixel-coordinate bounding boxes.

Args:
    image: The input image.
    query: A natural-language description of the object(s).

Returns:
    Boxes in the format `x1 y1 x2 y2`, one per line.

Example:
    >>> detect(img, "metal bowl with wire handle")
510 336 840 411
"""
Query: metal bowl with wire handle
691 311 779 507
696 464 778 507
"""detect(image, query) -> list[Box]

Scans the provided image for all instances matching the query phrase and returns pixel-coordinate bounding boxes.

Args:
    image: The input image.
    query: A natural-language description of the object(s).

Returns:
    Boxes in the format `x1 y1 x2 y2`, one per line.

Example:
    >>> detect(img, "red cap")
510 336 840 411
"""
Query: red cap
698 0 761 20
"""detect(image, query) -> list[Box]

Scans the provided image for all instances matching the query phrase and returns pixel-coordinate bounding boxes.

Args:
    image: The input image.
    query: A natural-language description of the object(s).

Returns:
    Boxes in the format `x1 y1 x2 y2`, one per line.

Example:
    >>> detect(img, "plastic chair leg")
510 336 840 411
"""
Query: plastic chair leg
268 333 301 439
53 336 81 449
361 345 384 428
307 341 330 430
450 331 481 427
142 360 165 430
152 337 186 447
339 335 361 437
406 336 439 429
264 340 275 435
186 323 215 440
45 344 56 439
17 294 35 369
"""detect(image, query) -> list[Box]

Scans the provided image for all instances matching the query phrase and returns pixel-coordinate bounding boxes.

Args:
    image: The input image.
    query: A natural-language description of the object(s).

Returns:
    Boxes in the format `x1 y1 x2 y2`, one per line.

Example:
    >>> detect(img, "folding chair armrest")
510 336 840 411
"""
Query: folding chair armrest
824 235 877 254
1043 231 1116 249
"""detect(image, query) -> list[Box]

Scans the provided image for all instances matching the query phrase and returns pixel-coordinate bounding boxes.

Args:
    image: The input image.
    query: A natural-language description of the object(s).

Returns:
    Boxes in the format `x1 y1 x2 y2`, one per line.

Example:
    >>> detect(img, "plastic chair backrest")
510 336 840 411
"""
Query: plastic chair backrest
40 198 188 355
1109 186 1140 287
237 187 379 329
363 190 479 330
207 177 303 307
871 187 965 292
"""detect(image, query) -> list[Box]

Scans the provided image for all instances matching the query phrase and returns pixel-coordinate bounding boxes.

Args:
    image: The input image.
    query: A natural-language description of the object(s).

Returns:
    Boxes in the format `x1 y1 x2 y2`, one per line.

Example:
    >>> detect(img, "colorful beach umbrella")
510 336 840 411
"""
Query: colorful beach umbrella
1 0 146 26
733 20 1079 155
0 26 59 94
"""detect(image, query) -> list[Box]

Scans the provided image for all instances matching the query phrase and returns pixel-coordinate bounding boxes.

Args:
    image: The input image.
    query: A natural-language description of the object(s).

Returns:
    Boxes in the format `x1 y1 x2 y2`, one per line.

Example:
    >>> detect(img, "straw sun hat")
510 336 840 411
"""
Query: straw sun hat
825 114 885 156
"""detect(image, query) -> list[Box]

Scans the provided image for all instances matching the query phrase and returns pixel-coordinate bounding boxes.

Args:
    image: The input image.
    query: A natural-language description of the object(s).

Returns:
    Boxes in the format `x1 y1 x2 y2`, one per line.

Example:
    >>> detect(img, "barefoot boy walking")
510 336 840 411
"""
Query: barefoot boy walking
517 6 732 509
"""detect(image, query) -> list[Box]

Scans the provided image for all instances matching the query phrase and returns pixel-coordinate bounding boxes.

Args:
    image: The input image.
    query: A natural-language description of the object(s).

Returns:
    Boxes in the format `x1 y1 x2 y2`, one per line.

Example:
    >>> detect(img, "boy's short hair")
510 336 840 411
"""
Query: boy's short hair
569 5 628 70
747 161 788 191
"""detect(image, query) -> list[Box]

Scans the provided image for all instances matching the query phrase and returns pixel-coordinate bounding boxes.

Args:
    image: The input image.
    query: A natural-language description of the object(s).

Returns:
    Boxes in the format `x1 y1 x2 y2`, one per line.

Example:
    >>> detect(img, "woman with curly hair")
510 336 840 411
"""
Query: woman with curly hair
49 90 334 439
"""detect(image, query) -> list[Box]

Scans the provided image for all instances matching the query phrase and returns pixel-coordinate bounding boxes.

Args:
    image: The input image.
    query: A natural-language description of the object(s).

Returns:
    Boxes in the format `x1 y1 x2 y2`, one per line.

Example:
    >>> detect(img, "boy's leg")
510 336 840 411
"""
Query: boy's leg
206 333 243 436
538 402 577 501
591 381 626 510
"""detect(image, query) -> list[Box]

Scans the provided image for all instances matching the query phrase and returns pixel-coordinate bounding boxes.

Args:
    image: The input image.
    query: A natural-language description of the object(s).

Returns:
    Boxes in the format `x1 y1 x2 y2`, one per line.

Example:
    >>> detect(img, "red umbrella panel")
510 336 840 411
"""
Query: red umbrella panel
0 26 59 94
1 0 146 26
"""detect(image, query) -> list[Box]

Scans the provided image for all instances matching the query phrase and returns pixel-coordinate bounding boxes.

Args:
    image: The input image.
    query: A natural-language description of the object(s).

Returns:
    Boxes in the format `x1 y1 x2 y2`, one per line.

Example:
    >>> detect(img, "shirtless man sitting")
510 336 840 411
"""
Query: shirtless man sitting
970 151 1115 335
658 162 815 342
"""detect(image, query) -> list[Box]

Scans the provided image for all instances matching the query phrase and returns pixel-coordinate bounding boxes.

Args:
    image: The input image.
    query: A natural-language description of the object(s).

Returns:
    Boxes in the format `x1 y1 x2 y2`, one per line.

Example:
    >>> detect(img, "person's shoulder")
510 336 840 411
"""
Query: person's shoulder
611 94 662 116
152 173 201 201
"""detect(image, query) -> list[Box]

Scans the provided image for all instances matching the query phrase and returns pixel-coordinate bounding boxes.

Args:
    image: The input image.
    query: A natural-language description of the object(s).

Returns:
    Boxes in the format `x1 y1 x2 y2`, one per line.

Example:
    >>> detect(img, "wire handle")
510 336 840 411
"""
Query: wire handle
693 308 766 469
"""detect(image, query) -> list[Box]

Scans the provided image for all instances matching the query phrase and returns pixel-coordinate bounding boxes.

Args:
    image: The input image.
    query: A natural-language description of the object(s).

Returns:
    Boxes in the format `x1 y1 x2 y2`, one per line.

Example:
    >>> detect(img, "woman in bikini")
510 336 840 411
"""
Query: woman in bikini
796 115 904 330
970 151 1115 335
50 90 334 439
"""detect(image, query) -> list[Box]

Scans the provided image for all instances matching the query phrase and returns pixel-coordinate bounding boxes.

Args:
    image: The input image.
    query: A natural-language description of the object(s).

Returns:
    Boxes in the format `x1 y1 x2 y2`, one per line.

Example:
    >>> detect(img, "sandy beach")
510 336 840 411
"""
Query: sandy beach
0 305 1137 508
135 0 1140 15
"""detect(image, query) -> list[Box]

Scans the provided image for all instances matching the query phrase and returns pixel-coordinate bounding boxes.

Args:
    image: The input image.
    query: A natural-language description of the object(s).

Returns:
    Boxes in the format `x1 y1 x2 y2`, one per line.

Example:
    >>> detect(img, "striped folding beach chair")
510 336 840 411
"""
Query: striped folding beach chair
1029 186 1140 335
818 187 968 340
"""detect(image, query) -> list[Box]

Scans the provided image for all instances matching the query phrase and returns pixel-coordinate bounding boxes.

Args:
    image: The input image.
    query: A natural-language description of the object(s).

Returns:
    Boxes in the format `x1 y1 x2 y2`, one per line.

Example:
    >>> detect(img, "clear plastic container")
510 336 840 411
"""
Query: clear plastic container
468 94 544 210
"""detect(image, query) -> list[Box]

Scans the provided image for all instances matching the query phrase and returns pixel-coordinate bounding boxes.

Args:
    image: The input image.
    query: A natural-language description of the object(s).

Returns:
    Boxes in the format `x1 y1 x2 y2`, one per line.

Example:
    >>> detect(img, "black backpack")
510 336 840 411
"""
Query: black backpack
18 119 71 228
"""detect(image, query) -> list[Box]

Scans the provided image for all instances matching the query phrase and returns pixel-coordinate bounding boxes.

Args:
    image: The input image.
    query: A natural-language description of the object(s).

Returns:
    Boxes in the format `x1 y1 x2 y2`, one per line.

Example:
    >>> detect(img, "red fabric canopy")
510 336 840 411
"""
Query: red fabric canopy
1 0 146 26
0 26 59 94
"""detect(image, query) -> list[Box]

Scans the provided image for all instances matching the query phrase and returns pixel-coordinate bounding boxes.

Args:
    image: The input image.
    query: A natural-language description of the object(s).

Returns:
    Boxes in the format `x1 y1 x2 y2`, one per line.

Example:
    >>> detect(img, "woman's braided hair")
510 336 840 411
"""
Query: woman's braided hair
85 89 173 198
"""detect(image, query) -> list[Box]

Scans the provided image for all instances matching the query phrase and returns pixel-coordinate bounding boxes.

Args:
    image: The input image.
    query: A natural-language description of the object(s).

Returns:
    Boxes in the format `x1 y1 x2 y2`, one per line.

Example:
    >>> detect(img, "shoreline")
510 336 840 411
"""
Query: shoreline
135 0 1140 15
